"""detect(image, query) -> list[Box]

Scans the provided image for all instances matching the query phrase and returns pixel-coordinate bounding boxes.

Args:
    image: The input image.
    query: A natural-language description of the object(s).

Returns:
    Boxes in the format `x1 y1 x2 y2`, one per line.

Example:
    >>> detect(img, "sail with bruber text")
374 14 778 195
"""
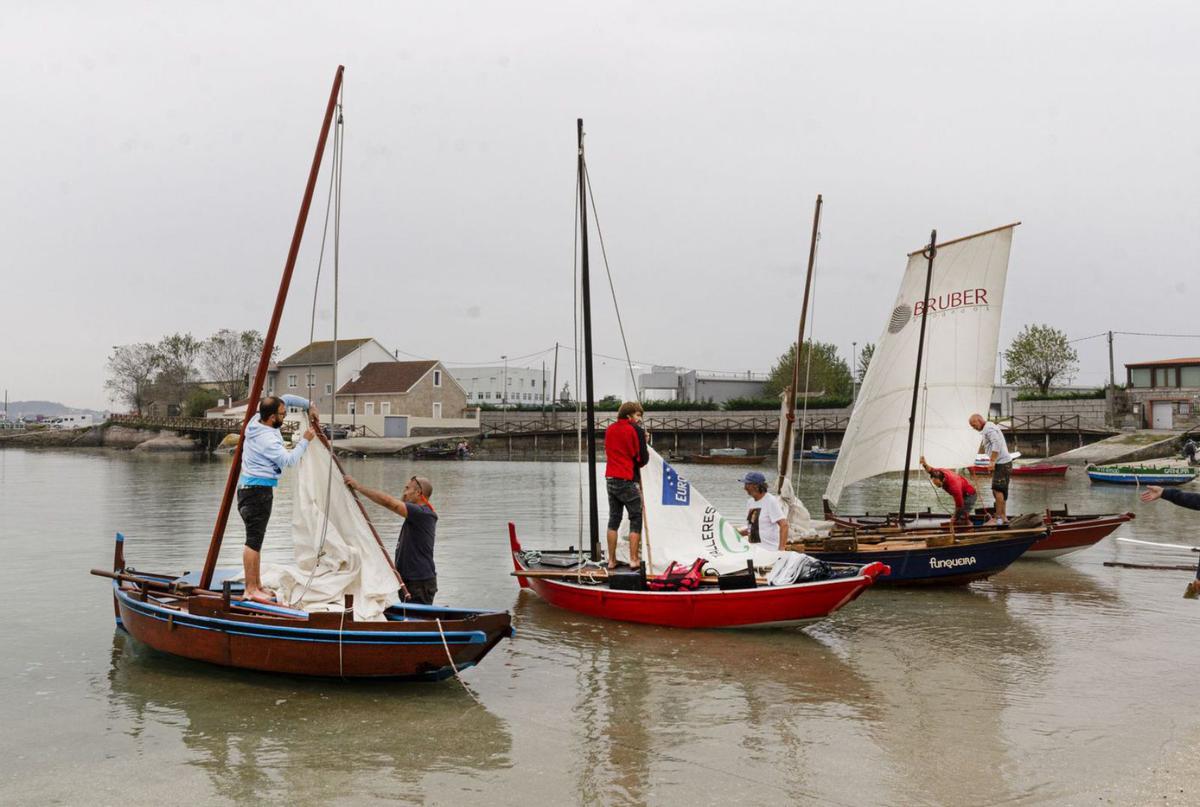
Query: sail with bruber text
640 446 789 574
824 224 1017 507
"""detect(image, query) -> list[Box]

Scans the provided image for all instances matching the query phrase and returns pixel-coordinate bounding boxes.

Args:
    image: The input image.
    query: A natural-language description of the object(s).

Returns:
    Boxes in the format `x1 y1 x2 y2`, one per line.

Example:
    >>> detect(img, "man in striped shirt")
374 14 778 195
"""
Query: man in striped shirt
970 413 1012 526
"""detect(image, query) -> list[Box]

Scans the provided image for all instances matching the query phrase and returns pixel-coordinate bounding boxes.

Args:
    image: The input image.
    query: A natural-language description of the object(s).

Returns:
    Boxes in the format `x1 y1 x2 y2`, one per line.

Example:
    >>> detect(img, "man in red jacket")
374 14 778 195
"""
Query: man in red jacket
604 401 649 570
920 455 977 524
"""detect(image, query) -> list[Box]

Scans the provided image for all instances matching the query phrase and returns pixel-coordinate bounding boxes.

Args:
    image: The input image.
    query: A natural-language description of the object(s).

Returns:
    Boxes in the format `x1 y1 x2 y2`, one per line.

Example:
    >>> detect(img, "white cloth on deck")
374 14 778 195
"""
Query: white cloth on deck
261 414 399 621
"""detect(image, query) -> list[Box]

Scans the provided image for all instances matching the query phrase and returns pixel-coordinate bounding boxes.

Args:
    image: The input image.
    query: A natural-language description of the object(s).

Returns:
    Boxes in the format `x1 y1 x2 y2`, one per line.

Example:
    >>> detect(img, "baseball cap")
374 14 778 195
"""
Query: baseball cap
738 471 767 485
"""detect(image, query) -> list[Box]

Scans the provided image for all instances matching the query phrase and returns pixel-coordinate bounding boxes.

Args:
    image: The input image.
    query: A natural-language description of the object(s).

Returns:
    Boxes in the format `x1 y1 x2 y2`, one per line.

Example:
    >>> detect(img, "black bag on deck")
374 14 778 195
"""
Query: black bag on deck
608 569 647 591
717 560 758 591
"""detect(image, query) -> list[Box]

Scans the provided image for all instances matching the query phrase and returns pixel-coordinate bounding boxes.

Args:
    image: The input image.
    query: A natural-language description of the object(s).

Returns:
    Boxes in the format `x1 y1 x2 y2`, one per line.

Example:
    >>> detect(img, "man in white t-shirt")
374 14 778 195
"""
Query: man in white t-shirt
969 413 1013 526
736 471 789 550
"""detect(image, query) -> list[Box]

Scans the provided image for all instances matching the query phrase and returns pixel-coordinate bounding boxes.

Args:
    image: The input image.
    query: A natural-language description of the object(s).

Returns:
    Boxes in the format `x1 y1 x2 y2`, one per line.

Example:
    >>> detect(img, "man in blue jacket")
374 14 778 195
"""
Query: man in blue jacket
239 394 316 603
1140 484 1200 599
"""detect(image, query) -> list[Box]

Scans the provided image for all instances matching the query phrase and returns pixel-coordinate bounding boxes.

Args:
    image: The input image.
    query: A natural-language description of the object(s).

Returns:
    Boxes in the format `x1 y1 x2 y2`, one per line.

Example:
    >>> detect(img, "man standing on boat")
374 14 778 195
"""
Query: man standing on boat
737 471 789 550
345 475 439 604
1139 485 1200 599
604 401 649 570
970 413 1012 525
239 394 316 603
920 456 977 524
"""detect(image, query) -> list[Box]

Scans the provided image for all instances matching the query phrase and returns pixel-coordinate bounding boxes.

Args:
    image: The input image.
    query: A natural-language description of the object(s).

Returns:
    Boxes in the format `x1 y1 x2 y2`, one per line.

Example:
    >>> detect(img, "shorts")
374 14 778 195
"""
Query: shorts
991 462 1012 496
403 577 437 605
606 477 643 533
954 491 977 522
237 486 273 552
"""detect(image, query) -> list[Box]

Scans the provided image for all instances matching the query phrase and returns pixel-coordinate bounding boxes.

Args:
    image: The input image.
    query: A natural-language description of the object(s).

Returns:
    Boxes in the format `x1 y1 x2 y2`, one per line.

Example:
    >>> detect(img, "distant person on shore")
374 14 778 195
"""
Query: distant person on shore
239 394 316 603
970 413 1012 525
1139 485 1200 599
737 471 789 549
920 456 977 525
604 401 649 570
345 474 439 604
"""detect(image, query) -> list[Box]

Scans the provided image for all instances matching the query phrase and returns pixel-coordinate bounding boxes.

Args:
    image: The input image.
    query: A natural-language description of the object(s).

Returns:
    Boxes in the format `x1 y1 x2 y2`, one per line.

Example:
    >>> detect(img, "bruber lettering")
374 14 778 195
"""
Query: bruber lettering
913 288 989 317
928 555 977 569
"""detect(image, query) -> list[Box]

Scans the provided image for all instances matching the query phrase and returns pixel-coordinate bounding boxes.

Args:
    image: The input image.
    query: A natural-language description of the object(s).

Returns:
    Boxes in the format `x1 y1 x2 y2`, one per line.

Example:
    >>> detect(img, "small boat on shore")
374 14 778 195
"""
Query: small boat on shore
1012 463 1069 478
684 448 767 465
1086 465 1197 485
799 447 839 461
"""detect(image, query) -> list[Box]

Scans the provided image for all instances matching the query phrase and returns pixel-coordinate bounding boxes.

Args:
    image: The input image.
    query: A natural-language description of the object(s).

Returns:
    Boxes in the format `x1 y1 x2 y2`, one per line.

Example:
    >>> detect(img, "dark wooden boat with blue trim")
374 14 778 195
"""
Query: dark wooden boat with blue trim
96 534 512 680
90 66 512 680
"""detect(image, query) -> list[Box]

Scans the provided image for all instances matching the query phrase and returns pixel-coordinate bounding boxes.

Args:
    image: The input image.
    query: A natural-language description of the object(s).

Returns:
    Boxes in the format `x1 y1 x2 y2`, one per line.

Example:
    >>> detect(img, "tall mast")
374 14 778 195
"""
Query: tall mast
897 229 937 522
578 119 600 561
777 194 822 493
200 66 345 589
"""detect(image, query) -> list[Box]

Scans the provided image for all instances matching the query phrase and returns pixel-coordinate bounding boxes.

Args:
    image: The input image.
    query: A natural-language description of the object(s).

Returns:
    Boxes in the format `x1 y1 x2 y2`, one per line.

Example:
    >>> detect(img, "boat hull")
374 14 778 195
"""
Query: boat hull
1011 464 1069 477
509 526 886 629
113 582 512 680
806 533 1041 585
1087 470 1195 485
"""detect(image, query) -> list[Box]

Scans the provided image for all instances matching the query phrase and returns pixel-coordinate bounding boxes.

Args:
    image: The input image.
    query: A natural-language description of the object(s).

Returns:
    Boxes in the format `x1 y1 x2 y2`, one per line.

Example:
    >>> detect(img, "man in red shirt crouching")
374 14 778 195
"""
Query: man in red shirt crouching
920 455 977 524
604 401 649 570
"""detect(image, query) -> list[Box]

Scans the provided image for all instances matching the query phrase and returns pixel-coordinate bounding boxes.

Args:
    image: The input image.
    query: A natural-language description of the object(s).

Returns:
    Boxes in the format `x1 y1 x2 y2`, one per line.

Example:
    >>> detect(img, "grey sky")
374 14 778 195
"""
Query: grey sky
4 1 1198 410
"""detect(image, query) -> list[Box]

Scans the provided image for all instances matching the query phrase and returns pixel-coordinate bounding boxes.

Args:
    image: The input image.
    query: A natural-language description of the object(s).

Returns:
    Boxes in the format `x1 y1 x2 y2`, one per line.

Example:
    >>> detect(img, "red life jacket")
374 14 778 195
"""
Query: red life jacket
645 558 706 592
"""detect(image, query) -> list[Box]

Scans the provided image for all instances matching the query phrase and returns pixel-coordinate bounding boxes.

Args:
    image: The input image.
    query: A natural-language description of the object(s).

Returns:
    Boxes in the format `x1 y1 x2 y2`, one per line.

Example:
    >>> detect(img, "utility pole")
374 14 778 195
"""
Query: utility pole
1107 330 1116 426
551 342 559 426
851 341 858 405
541 360 546 416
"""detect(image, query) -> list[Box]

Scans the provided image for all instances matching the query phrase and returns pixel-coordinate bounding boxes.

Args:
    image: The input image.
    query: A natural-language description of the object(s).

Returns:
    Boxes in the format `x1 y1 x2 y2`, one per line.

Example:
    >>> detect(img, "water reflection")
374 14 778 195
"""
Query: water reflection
102 631 512 803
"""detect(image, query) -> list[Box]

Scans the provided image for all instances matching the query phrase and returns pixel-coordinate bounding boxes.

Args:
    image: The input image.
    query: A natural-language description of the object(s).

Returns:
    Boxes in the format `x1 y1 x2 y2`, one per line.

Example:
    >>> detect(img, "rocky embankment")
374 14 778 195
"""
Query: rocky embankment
0 424 201 452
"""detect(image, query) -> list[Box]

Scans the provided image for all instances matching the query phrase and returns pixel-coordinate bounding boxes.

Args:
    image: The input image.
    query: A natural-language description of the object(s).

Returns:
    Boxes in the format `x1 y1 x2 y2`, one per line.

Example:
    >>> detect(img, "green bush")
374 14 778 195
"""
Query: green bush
1015 388 1106 402
722 396 851 411
185 388 221 418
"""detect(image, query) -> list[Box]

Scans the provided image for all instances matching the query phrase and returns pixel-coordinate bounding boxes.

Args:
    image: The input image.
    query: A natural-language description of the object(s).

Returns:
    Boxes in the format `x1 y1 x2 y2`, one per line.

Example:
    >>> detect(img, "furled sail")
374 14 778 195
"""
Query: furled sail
775 395 834 538
824 224 1017 507
639 446 789 574
262 414 400 620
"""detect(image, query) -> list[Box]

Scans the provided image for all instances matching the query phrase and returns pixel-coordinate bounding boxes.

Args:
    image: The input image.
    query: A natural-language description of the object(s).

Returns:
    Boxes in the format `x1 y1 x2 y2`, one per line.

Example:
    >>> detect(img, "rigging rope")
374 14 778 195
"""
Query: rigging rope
289 94 344 609
583 163 640 401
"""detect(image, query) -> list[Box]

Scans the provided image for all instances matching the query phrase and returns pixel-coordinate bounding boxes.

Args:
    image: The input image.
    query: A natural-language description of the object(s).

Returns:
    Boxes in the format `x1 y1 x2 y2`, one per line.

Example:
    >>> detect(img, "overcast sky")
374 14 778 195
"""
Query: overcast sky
4 1 1199 410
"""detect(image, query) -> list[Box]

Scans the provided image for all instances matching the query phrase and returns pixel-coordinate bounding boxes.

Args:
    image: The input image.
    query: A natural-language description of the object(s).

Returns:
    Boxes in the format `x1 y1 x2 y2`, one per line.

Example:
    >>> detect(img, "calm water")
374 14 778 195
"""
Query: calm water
3 447 1200 805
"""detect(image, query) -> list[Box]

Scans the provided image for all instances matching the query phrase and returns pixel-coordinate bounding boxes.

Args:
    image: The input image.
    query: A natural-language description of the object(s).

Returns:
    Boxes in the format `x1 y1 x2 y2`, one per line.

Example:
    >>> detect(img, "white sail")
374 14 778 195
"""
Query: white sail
638 446 788 575
825 224 1017 507
774 395 834 538
263 414 399 620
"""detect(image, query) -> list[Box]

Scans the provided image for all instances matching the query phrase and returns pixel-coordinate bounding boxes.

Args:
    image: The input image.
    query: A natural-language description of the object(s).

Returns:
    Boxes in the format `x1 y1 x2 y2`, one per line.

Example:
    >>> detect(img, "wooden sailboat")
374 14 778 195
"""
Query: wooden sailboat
92 67 512 679
508 123 889 628
797 224 1046 582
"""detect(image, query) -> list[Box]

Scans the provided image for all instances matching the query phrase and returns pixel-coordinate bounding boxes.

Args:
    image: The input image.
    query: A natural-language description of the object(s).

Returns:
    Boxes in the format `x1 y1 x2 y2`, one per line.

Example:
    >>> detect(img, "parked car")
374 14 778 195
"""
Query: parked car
322 424 350 440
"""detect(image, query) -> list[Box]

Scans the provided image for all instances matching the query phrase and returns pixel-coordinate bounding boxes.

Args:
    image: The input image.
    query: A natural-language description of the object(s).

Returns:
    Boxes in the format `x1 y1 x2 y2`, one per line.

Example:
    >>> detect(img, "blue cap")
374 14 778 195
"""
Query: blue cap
738 471 767 485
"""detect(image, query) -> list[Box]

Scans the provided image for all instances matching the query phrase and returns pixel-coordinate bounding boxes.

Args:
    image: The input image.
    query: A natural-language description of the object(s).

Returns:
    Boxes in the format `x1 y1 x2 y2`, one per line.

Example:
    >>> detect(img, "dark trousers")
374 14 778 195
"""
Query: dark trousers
404 577 437 605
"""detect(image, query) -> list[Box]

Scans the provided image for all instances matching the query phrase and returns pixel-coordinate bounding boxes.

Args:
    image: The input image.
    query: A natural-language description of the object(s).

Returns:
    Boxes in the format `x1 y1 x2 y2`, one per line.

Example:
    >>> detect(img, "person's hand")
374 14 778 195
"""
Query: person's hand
303 427 315 441
738 526 749 536
919 455 927 466
309 403 319 419
1140 485 1164 503
344 475 358 491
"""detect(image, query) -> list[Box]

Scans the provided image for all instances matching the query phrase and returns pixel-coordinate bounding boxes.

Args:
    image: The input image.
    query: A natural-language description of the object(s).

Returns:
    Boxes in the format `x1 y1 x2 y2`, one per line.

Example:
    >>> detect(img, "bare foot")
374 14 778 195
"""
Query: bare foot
1184 580 1200 600
245 588 277 604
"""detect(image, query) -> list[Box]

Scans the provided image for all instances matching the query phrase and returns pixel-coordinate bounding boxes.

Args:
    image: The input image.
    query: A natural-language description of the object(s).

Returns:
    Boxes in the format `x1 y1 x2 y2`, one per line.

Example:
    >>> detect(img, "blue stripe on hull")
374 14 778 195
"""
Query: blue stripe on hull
114 585 486 646
808 535 1038 584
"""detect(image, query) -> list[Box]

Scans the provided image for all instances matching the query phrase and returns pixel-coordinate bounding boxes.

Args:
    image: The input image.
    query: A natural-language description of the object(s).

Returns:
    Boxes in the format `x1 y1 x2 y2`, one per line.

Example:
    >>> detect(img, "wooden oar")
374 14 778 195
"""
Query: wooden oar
1116 537 1200 553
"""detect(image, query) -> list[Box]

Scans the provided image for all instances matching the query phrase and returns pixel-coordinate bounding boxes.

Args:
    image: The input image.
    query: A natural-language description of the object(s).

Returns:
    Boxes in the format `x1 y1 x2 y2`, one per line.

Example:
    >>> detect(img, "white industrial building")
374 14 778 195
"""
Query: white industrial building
451 365 554 407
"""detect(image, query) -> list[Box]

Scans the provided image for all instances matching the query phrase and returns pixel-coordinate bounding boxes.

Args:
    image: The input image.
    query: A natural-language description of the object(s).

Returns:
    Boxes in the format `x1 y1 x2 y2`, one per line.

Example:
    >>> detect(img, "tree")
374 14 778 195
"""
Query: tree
202 329 267 403
1003 324 1078 395
105 343 161 414
185 387 221 418
155 333 203 408
764 340 852 400
857 343 875 382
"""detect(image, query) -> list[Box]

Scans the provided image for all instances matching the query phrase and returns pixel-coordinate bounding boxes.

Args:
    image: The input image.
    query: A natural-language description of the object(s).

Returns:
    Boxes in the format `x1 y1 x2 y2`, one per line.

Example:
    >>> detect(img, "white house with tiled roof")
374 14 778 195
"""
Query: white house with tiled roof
267 338 395 418
335 360 477 437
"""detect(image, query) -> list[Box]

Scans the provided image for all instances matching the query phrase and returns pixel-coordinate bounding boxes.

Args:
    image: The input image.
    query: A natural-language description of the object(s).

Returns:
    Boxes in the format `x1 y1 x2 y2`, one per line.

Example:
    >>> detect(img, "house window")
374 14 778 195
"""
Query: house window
325 384 333 395
381 402 391 415
531 379 535 388
1130 368 1151 388
433 370 442 387
306 373 316 386
432 402 442 419
347 401 356 415
1182 367 1200 388
365 402 375 415
287 374 297 388
1181 402 1192 416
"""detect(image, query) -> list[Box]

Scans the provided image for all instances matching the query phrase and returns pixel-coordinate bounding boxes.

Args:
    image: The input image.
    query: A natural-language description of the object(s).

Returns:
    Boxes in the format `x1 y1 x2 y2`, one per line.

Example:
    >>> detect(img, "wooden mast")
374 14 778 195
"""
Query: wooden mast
578 119 601 561
897 229 937 523
777 194 822 494
200 66 345 589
